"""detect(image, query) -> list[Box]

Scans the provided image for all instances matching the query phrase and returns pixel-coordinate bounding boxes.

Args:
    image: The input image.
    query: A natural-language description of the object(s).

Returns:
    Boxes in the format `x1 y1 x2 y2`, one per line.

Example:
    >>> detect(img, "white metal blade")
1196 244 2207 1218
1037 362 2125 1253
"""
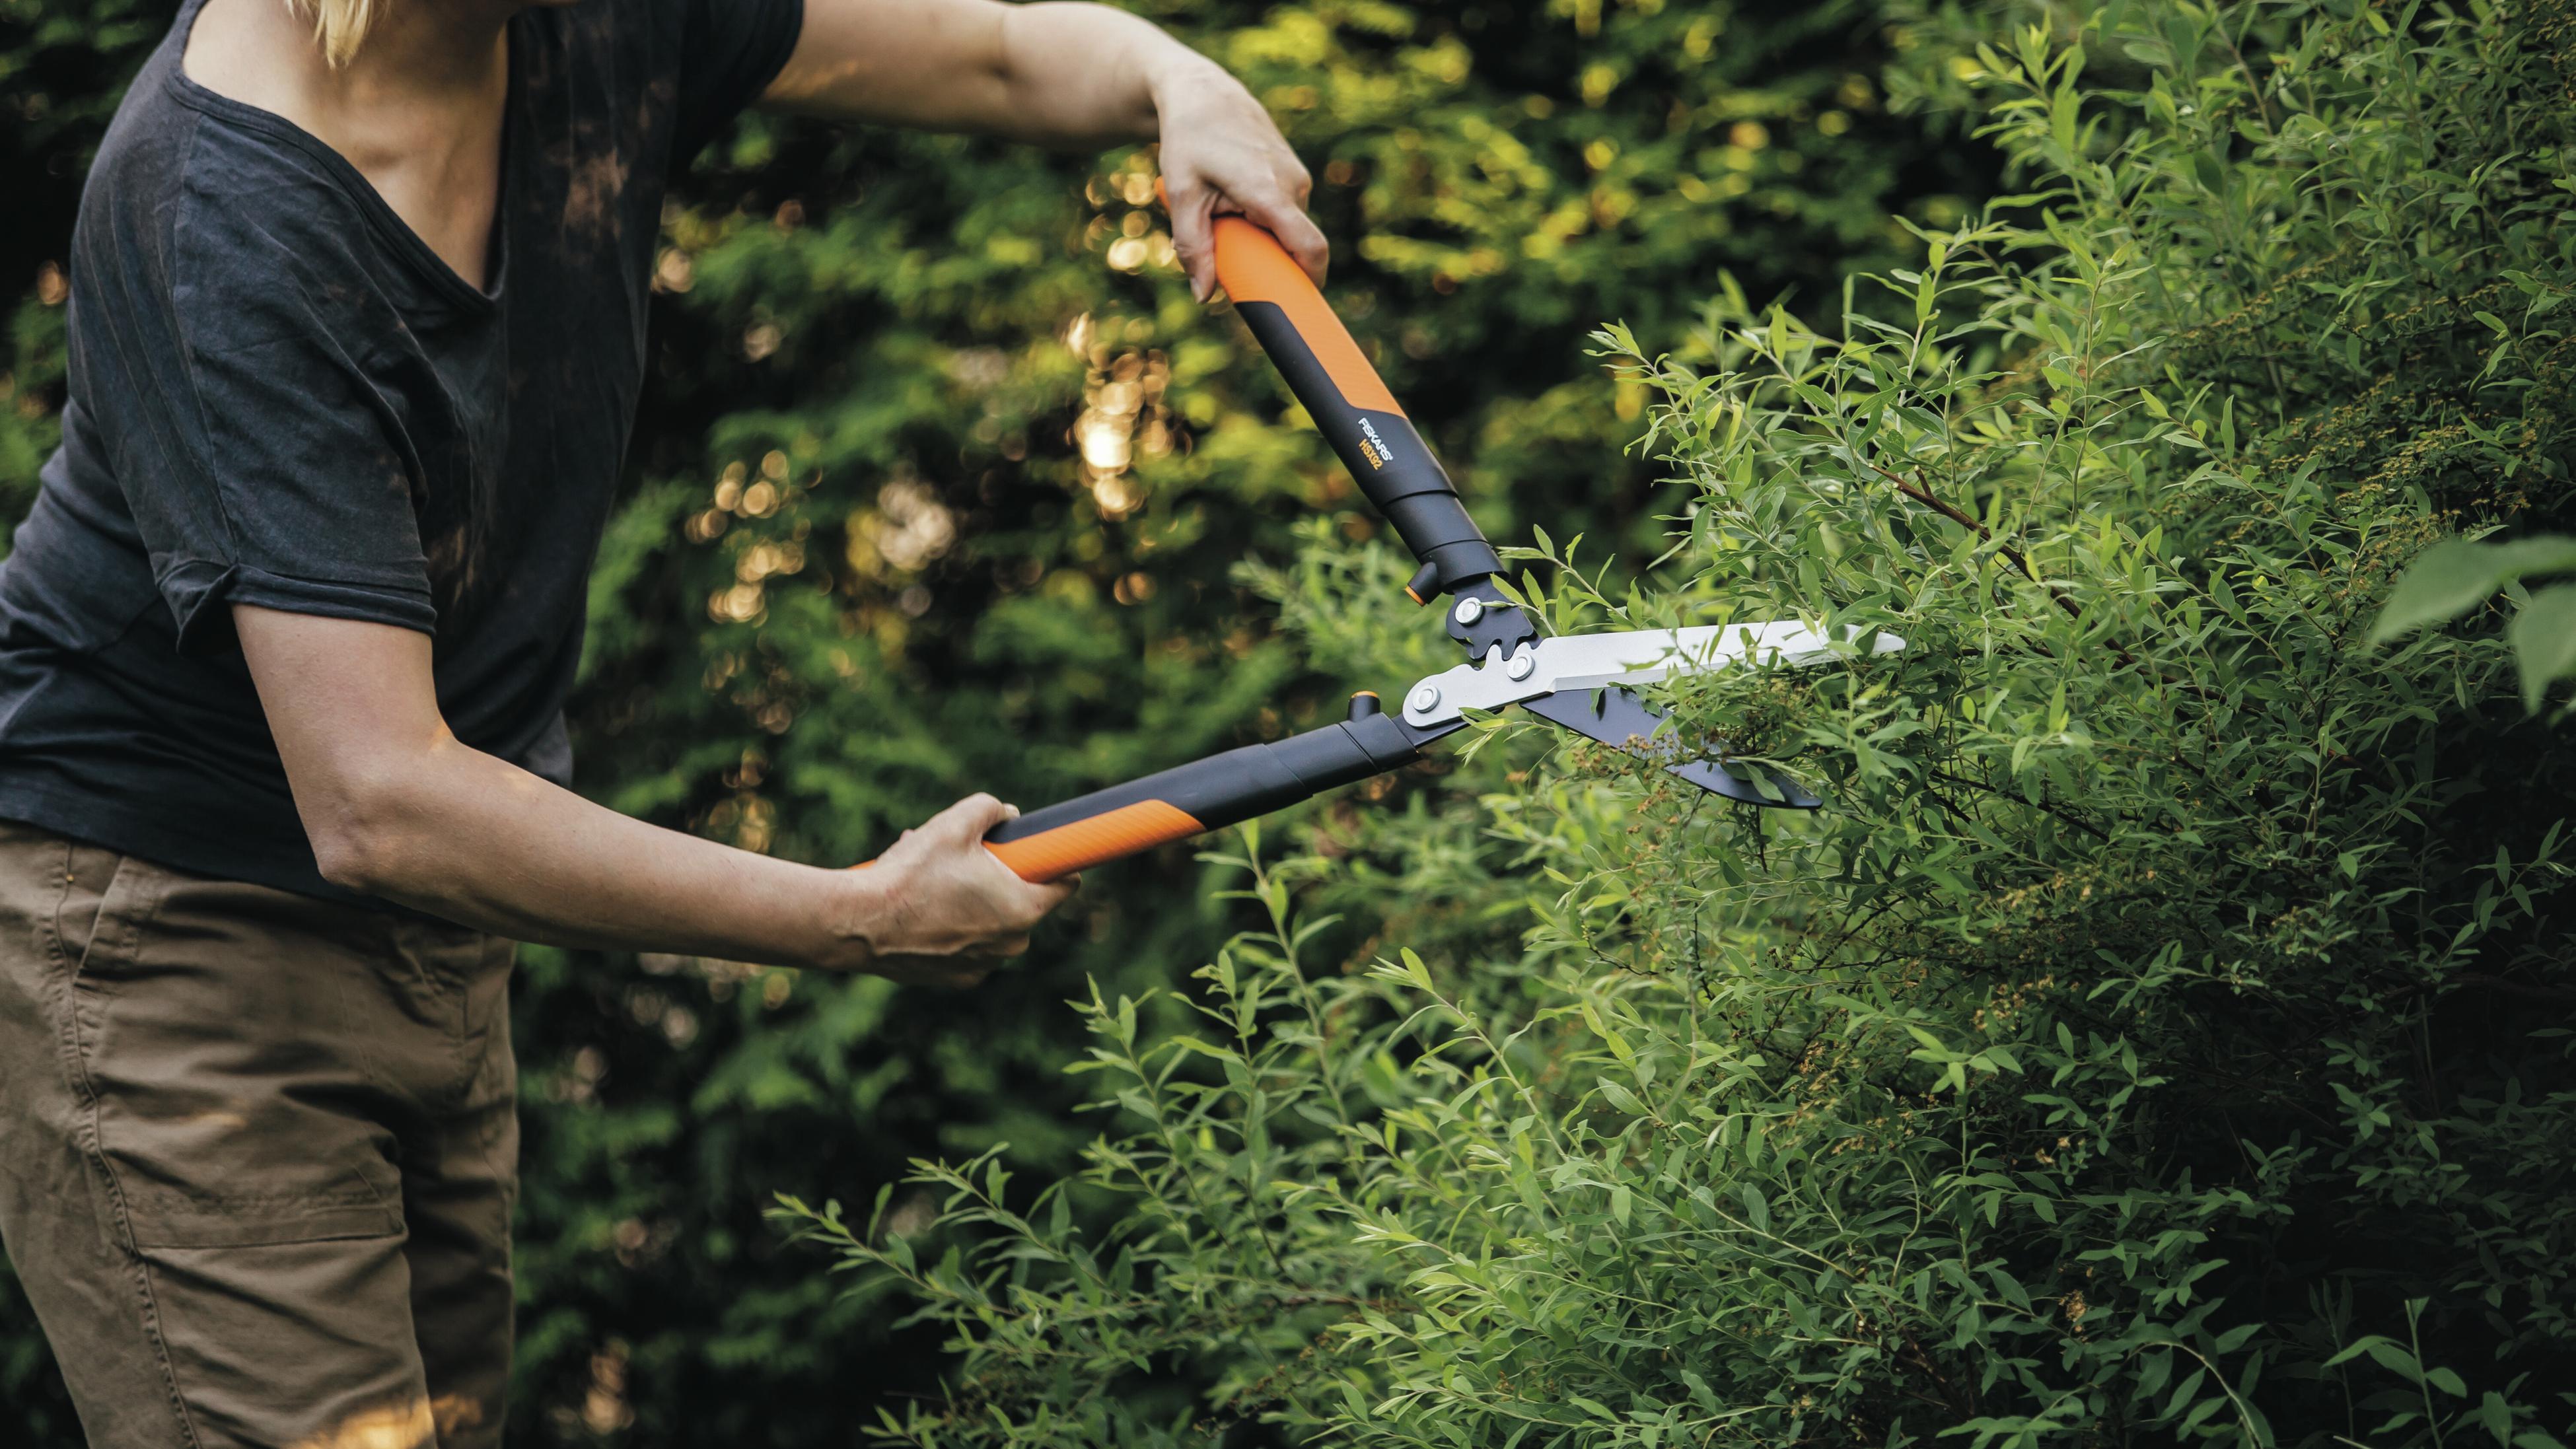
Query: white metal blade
1401 619 1904 727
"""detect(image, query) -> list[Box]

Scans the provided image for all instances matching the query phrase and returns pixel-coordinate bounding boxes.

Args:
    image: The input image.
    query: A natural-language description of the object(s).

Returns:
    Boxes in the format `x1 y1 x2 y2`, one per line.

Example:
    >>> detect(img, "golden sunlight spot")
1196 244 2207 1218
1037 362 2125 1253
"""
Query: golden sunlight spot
855 479 956 574
1729 121 1770 150
1091 473 1143 518
583 1351 635 1434
709 583 765 623
1063 312 1094 358
430 1397 484 1436
287 1397 435 1449
1071 349 1174 511
1113 571 1156 605
1106 237 1149 271
1095 380 1141 416
732 794 777 849
1079 417 1132 474
735 541 801 583
651 248 694 294
740 481 780 517
759 450 791 482
1819 109 1852 136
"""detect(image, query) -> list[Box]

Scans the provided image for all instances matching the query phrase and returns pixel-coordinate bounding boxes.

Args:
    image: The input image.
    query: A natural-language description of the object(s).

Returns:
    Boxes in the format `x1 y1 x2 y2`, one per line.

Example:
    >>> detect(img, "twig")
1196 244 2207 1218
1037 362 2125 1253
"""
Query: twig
1925 765 2114 843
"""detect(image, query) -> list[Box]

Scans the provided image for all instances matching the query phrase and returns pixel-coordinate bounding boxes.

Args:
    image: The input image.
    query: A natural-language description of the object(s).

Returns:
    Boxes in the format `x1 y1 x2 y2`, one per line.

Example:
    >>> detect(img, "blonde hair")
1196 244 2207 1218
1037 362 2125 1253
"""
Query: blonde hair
287 0 384 68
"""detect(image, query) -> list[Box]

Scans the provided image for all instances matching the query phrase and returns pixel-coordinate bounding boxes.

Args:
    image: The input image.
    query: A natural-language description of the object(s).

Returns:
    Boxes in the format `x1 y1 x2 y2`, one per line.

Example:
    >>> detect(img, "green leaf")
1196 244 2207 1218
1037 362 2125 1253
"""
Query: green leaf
2507 584 2576 709
1399 946 1436 992
2480 1392 2514 1444
2374 536 2576 641
2373 540 2516 641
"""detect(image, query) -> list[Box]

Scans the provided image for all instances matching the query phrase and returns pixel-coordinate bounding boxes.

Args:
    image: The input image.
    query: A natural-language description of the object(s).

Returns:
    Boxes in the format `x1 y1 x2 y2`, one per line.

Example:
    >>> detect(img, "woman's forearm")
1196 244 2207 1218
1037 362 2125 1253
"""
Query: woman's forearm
762 0 1217 148
320 732 878 970
987 4 1216 147
760 0 1323 300
238 606 1069 982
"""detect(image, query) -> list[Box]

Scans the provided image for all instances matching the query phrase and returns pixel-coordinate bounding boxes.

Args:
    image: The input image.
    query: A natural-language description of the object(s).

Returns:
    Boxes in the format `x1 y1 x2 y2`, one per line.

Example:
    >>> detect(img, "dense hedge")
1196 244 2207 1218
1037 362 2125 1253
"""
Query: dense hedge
785 1 2576 1444
0 0 1983 1437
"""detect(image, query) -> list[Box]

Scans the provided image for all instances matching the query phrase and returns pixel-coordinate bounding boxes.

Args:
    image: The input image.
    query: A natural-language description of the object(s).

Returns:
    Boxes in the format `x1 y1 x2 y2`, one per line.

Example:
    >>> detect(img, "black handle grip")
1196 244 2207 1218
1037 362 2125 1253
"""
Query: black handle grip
980 709 1421 881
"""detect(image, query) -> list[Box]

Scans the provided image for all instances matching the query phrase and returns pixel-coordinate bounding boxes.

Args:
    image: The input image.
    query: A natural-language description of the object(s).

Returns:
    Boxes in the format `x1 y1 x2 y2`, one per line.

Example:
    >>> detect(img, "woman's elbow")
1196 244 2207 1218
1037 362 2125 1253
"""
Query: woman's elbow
302 771 431 896
309 826 394 894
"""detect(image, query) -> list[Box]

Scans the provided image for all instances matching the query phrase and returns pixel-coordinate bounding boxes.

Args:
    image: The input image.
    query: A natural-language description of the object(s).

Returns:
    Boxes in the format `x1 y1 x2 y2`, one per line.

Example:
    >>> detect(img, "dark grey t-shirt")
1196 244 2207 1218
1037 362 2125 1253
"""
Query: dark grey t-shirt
0 0 802 900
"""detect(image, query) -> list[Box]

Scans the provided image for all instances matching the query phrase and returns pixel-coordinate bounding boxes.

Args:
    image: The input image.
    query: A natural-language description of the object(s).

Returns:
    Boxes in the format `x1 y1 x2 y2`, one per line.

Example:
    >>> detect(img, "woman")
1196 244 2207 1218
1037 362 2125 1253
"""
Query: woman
0 0 1325 1442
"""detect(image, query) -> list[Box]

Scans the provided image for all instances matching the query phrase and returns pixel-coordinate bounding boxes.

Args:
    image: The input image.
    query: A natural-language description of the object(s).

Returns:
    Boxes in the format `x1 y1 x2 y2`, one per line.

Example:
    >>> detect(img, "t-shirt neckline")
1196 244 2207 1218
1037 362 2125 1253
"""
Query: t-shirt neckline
162 0 521 314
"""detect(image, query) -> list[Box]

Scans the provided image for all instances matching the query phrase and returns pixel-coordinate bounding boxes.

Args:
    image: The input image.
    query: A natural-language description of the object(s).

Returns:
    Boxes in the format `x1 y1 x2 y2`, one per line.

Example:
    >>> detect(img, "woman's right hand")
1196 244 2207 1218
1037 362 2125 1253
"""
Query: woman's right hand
843 793 1077 987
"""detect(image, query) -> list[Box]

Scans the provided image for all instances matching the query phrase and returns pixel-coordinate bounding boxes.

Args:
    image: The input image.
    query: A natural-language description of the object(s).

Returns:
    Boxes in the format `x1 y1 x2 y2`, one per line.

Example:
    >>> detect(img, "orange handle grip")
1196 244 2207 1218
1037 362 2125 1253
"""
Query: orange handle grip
853 801 1203 886
980 800 1205 884
1179 195 1504 596
1206 215 1404 416
861 715 1422 885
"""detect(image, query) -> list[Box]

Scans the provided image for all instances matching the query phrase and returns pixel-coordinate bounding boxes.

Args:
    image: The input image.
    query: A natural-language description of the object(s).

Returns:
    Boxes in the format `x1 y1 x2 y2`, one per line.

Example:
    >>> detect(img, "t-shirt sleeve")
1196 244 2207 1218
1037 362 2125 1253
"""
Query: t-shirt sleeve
670 0 807 166
100 178 439 655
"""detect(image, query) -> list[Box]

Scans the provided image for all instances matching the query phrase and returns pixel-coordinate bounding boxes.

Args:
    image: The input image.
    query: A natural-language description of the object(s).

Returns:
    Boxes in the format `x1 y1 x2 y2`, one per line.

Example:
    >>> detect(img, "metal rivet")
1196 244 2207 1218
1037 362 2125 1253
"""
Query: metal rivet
1506 651 1536 681
1408 683 1441 713
1452 597 1485 625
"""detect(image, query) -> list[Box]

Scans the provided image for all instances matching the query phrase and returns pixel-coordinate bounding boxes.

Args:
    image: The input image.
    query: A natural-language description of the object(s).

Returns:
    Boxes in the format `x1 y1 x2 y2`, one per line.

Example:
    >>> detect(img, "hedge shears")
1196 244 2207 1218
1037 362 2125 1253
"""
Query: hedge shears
972 215 1902 884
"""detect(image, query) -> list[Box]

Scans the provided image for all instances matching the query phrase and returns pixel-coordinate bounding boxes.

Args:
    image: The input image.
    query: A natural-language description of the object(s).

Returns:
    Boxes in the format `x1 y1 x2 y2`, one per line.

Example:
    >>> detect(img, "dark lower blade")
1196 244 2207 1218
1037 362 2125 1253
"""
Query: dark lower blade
1519 687 1822 810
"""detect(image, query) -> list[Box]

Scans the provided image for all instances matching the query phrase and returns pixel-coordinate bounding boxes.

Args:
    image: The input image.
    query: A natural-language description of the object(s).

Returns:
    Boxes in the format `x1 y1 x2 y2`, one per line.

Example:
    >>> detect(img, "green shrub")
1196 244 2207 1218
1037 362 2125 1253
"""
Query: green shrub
0 0 1980 1434
785 2 2576 1443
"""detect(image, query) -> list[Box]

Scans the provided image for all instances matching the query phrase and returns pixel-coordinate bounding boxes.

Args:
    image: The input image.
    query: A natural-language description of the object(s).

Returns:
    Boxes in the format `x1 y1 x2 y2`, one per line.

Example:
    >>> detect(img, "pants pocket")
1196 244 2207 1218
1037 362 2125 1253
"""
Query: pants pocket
66 855 407 1250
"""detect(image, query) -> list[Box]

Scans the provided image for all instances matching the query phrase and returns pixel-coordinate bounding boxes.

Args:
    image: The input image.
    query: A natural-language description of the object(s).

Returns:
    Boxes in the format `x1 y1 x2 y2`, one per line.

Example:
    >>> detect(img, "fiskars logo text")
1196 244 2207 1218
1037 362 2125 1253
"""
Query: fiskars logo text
1355 416 1390 470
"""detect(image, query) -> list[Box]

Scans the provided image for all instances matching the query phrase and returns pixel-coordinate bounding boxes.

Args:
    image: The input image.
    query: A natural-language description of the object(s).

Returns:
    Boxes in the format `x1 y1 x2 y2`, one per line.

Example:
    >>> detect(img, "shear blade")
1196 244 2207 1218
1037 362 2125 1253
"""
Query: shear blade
1519 687 1821 810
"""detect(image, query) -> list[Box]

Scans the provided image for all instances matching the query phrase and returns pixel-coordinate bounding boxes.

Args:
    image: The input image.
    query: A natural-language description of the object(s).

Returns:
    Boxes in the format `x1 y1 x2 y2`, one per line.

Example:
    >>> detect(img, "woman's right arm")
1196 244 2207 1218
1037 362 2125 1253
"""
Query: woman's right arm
235 604 1070 986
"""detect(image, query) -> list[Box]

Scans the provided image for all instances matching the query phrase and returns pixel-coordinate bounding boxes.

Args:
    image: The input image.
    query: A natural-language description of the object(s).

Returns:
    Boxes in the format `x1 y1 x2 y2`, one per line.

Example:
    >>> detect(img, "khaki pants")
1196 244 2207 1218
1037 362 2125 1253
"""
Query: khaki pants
0 823 517 1448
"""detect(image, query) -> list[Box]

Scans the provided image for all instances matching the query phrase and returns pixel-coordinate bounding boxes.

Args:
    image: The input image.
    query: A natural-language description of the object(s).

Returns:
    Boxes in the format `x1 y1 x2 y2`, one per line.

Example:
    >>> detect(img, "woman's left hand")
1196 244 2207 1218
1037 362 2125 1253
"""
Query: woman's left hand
1150 59 1328 300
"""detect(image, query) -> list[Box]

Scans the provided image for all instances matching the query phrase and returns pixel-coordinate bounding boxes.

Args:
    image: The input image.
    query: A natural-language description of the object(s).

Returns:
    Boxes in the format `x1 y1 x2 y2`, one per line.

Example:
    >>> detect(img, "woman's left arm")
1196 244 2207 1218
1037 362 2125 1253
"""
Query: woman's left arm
760 0 1324 299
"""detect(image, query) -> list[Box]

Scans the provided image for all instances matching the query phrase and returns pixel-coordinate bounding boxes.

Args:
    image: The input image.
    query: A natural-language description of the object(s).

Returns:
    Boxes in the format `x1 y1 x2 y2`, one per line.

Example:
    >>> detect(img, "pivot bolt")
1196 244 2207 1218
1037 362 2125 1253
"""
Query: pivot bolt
1506 650 1537 682
1452 597 1485 625
1408 683 1442 714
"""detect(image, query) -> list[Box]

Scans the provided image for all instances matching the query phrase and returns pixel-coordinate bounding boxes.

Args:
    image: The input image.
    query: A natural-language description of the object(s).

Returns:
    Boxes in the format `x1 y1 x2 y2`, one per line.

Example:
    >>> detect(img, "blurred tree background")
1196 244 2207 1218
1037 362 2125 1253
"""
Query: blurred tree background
0 0 1991 1438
